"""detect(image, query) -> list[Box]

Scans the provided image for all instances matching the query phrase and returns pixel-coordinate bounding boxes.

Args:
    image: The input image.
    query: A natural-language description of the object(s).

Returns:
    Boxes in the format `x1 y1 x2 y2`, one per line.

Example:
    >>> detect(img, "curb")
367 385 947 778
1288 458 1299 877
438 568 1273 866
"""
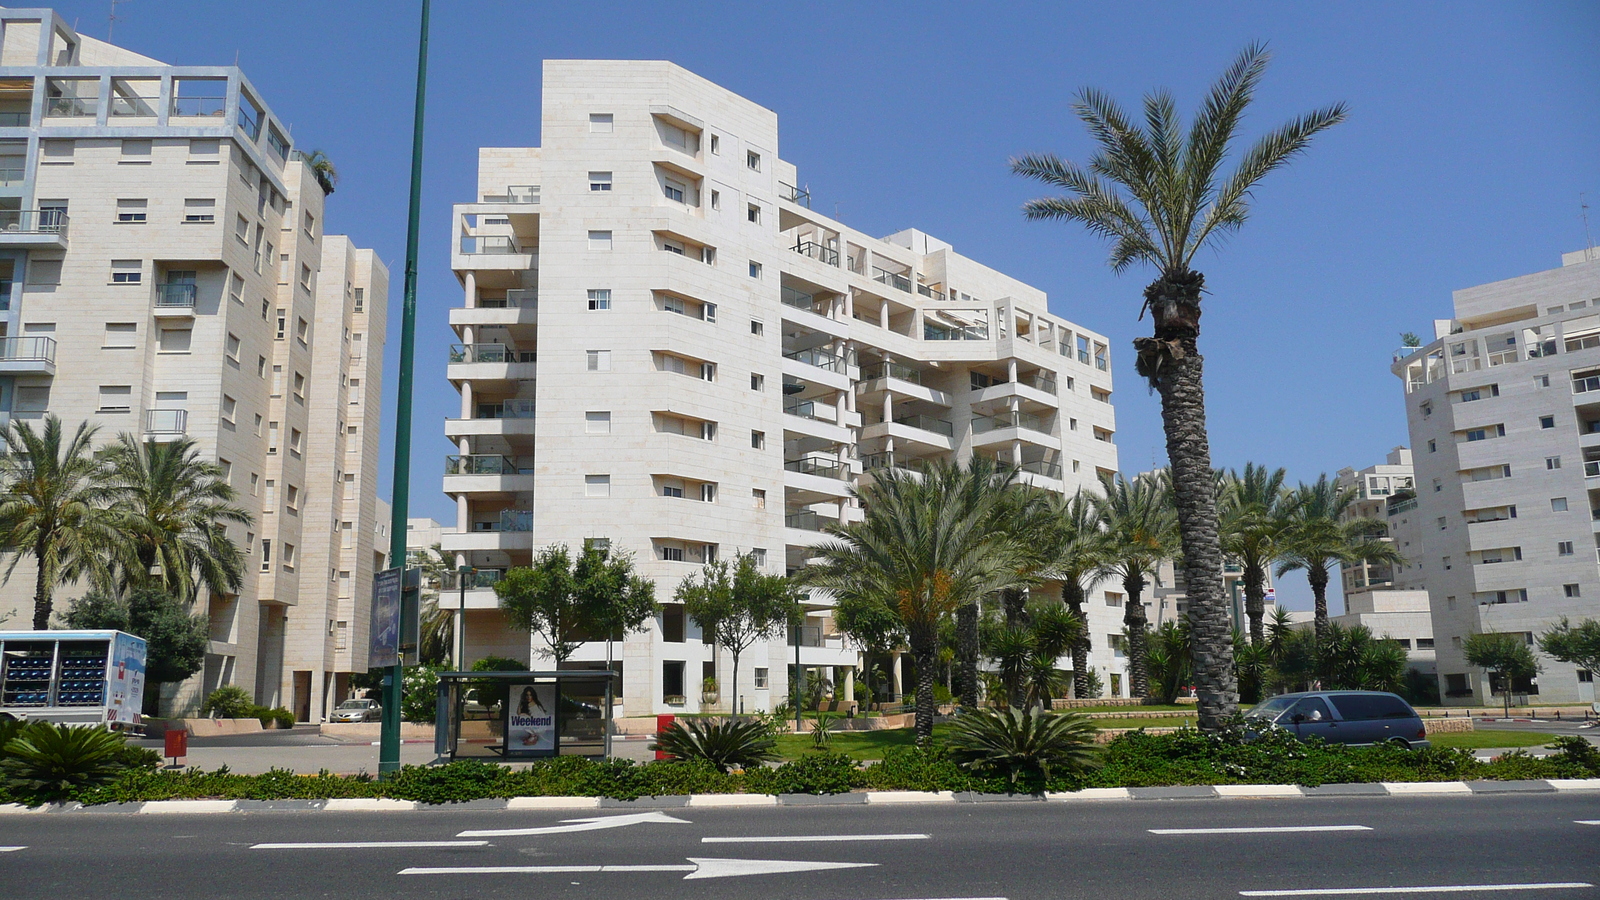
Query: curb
2 778 1597 815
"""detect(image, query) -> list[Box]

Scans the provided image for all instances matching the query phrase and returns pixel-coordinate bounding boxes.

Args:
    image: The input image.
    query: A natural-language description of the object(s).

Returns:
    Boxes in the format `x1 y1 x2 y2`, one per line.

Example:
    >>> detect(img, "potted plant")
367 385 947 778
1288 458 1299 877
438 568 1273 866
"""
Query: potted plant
700 677 719 706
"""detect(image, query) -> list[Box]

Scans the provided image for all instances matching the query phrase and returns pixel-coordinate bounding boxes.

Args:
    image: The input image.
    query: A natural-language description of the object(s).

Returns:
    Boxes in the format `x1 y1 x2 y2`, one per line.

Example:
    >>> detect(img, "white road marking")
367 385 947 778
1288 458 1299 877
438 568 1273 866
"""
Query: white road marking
400 857 878 880
1151 825 1372 835
251 840 488 850
457 810 690 838
1239 883 1595 896
702 833 929 843
1575 820 1600 825
0 846 25 852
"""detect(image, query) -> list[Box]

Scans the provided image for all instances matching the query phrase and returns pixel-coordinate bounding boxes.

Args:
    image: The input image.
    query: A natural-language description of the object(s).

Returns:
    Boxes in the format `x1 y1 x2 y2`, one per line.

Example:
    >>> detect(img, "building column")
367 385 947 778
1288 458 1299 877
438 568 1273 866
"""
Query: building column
891 651 903 700
463 271 476 308
1007 358 1018 383
456 494 469 533
841 666 854 702
460 380 474 418
879 301 889 330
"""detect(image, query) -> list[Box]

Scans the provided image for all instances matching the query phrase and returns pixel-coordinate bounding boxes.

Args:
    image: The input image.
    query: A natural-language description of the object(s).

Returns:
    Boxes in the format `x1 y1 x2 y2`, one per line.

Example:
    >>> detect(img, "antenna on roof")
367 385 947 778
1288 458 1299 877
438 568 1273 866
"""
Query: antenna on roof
1583 192 1596 262
108 0 129 41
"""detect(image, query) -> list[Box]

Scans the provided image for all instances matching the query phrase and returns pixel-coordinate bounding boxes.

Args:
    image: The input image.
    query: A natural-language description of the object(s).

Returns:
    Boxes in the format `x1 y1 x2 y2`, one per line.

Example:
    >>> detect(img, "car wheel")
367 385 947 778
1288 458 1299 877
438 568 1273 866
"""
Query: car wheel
1388 738 1412 750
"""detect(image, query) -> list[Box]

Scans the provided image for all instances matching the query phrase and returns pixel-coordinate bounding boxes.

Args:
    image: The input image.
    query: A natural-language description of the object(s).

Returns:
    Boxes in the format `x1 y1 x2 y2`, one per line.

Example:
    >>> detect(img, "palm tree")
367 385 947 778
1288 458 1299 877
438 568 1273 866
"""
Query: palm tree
1094 472 1178 699
100 435 250 602
303 149 339 194
1276 475 1403 642
1041 490 1108 699
804 461 1029 743
0 416 120 629
1219 463 1295 646
1011 45 1347 729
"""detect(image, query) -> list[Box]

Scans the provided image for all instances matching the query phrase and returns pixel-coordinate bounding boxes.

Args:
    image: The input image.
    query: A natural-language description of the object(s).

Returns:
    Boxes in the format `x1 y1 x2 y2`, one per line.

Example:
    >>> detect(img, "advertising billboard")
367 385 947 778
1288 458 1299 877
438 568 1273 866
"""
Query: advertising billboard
106 632 146 725
504 683 557 757
369 567 403 668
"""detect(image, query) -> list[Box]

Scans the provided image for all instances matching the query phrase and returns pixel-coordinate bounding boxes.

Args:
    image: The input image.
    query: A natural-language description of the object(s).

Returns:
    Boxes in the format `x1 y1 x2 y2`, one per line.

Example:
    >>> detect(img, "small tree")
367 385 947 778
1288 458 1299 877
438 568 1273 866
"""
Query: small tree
1539 618 1600 689
831 589 904 710
494 543 656 665
677 553 796 714
62 586 208 716
1464 632 1541 717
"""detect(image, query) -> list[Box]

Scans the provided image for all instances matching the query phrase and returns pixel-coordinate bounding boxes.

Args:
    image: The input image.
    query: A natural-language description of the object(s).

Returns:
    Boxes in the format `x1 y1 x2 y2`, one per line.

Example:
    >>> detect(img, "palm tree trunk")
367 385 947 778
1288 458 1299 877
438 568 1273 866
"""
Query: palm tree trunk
910 627 937 745
1244 564 1266 646
31 537 52 630
1138 270 1237 730
1309 564 1331 644
1063 581 1090 700
1123 573 1150 699
1001 587 1028 628
956 602 979 710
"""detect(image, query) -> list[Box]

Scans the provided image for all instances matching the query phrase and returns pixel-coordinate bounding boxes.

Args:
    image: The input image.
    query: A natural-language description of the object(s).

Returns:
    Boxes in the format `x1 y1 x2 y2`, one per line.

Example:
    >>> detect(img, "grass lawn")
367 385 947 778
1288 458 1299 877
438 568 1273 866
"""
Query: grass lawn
1427 730 1562 751
775 724 954 761
1088 716 1195 729
1070 704 1193 714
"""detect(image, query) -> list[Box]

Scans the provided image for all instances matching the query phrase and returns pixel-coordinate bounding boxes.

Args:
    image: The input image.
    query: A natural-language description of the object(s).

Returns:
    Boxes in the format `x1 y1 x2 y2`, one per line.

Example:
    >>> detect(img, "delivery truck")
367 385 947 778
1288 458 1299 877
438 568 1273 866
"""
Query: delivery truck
0 630 148 728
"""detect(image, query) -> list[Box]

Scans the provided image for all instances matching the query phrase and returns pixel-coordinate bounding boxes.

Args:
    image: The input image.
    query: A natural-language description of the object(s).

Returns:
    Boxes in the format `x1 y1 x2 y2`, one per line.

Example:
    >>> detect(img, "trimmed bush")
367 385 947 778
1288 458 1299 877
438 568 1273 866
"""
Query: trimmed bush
747 752 862 795
201 686 255 719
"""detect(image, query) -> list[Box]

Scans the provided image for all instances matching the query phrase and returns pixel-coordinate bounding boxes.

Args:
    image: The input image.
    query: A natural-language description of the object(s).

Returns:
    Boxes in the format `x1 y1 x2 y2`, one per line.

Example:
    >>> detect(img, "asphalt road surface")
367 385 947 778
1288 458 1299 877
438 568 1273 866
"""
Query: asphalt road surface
4 793 1600 899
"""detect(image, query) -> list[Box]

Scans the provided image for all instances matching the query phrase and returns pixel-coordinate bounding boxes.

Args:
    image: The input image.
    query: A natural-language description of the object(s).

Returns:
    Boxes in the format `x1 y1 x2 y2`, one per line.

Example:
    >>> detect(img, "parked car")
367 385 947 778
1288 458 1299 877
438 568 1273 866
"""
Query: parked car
1245 690 1430 748
328 698 380 723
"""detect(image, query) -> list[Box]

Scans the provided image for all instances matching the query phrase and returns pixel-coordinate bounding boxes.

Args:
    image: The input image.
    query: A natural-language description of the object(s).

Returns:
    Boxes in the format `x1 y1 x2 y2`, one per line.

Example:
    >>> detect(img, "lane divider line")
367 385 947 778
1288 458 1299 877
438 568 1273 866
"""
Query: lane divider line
251 840 489 849
0 846 25 852
1152 825 1372 835
1239 883 1595 896
702 833 930 843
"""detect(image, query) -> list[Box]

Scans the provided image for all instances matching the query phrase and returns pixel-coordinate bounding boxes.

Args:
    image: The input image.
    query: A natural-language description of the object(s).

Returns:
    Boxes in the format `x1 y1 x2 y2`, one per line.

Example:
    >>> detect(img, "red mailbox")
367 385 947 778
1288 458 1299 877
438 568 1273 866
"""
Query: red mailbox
164 727 187 765
654 714 676 760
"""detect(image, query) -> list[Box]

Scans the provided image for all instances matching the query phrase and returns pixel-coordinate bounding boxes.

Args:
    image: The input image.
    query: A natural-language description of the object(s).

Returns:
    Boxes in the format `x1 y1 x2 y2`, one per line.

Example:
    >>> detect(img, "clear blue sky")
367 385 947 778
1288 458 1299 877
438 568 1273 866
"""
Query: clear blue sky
56 1 1600 612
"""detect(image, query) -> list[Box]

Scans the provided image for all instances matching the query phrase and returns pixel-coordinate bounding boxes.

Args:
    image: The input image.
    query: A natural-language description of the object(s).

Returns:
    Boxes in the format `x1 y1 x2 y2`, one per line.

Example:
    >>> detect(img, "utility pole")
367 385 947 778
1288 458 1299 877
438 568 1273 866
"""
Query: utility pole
379 0 430 777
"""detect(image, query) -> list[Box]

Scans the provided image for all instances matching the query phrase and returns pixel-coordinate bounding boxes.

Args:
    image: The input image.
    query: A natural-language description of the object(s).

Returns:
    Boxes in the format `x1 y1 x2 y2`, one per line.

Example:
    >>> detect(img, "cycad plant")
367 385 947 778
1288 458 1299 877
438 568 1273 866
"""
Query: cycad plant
649 718 778 773
1219 463 1295 646
1 723 132 801
1094 472 1178 698
1276 475 1403 642
1012 44 1347 729
946 707 1101 788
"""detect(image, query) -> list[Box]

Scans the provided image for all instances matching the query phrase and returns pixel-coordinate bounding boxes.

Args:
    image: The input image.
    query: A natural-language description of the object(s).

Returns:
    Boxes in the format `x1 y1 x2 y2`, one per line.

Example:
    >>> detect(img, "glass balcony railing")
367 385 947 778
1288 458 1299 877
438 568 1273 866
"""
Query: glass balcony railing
893 413 954 437
155 283 197 308
460 235 521 254
475 399 537 419
442 567 507 591
784 347 846 374
785 456 846 479
792 241 838 265
482 185 539 204
170 96 226 117
779 182 811 207
861 453 935 474
924 323 988 341
0 167 21 187
916 283 946 301
871 267 912 293
0 209 69 236
783 397 833 421
973 411 1049 434
445 454 524 476
0 336 56 362
1016 459 1063 479
859 360 922 384
0 112 29 127
1586 461 1600 478
449 343 535 364
499 509 534 532
785 509 838 532
486 288 536 308
144 409 188 434
45 96 96 117
1019 372 1058 395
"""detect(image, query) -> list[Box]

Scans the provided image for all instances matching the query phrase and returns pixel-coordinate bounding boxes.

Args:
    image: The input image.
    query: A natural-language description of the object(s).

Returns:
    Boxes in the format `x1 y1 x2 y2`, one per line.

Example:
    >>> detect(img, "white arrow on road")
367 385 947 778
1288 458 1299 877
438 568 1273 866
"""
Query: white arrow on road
400 857 878 880
457 810 690 838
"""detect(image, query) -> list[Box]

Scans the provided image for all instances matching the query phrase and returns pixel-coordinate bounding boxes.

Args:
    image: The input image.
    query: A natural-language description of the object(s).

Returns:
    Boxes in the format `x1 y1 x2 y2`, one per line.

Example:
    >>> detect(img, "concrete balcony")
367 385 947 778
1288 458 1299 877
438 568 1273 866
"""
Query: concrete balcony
152 282 197 318
784 456 853 500
450 296 537 328
781 400 854 444
0 210 69 250
447 344 537 387
971 411 1054 449
856 361 953 407
453 234 535 272
445 404 537 439
861 415 956 452
0 336 55 376
443 454 535 497
444 530 535 553
972 379 1059 410
781 350 851 393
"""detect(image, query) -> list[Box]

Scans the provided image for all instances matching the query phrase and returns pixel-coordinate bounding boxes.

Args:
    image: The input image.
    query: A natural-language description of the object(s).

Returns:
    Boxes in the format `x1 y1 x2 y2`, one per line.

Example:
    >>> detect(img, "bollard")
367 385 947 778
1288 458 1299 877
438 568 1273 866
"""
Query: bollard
655 714 676 760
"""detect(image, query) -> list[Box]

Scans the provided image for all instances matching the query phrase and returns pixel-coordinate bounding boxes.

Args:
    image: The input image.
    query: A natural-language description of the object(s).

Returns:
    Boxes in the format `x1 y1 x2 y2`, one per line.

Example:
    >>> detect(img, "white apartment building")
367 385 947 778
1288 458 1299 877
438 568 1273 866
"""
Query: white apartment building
444 60 1127 716
1333 448 1434 676
1394 249 1600 705
0 10 389 720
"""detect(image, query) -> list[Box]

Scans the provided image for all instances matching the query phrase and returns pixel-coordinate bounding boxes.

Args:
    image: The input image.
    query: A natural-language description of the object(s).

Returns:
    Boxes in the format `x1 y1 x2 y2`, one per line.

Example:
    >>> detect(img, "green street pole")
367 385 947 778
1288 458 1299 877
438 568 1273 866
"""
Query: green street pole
380 0 430 777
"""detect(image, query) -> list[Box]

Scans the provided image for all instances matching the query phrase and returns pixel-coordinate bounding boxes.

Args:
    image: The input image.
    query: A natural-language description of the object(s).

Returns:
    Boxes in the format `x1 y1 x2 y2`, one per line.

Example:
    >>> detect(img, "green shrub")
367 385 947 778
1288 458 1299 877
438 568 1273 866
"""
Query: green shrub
747 752 861 795
1548 735 1600 776
650 718 778 773
946 708 1101 788
111 742 162 772
401 666 443 723
201 686 255 719
861 746 973 792
249 706 295 729
1 723 134 801
388 759 516 804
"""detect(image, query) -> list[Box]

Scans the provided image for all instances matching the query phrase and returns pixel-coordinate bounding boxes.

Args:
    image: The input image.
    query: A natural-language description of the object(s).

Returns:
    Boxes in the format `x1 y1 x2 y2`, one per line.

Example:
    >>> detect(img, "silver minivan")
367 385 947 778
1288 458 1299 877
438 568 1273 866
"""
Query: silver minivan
1246 690 1431 748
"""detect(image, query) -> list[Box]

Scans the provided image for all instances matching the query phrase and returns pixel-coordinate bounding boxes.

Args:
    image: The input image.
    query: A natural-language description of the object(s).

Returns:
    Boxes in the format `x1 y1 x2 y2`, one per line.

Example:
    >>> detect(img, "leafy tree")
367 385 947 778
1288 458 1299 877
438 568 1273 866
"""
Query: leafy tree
1219 463 1294 645
830 589 904 711
1276 475 1403 642
1400 331 1422 348
1464 632 1541 717
0 416 120 629
100 434 249 602
495 543 657 664
1041 490 1109 700
1012 44 1347 729
677 552 796 714
804 461 1029 743
1539 618 1600 682
61 586 208 716
1094 472 1178 698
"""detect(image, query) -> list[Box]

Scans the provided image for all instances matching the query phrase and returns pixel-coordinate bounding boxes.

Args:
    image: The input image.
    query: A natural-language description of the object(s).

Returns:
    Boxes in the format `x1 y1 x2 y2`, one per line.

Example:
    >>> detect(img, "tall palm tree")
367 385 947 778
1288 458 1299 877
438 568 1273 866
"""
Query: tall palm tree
1041 490 1108 699
101 434 251 603
1276 475 1403 642
1094 472 1179 699
804 461 1029 743
1219 463 1295 646
1012 44 1347 729
0 416 120 629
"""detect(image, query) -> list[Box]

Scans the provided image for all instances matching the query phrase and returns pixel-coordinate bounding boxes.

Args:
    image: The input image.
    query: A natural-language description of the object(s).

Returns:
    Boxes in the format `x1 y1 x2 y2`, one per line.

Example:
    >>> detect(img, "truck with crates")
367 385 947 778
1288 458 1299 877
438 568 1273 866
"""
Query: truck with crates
0 630 148 728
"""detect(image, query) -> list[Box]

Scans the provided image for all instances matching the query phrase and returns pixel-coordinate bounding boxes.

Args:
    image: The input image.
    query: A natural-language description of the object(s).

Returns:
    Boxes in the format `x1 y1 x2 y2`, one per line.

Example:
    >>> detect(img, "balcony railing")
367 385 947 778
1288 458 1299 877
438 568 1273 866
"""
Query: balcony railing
502 288 538 308
1586 461 1600 478
1019 372 1058 395
498 509 534 532
0 112 29 126
482 185 539 204
781 285 826 315
785 509 838 532
871 267 912 293
0 209 69 235
1575 375 1600 395
973 411 1049 434
442 568 507 591
476 399 537 419
859 360 922 384
0 336 56 362
924 322 988 341
144 409 188 434
779 182 811 207
783 397 833 421
1387 497 1419 515
449 343 535 364
784 347 846 374
1015 459 1063 479
792 241 838 265
861 453 935 474
155 283 197 308
785 456 846 479
460 235 521 254
0 167 21 187
893 413 954 437
45 96 96 117
916 283 946 301
170 96 226 117
445 454 524 476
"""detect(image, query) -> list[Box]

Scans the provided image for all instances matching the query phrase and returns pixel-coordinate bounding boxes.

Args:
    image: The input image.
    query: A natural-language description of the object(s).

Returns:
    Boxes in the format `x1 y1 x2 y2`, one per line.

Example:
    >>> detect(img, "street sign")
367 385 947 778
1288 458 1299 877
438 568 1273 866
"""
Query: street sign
370 567 403 668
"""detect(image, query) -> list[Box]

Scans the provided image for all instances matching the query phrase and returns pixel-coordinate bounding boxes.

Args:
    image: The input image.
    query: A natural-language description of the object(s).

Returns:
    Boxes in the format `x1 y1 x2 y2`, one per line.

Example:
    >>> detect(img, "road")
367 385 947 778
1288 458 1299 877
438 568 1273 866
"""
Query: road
4 793 1599 899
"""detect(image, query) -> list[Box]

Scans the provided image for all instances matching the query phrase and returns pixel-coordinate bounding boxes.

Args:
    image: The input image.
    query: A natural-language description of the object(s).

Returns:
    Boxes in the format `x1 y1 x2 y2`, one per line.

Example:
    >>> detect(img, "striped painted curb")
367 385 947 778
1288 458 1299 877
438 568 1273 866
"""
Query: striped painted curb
1 778 1596 815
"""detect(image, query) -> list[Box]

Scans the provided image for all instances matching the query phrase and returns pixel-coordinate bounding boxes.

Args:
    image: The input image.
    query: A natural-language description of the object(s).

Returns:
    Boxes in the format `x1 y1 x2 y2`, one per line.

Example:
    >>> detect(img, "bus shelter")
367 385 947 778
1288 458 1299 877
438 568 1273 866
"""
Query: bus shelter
434 670 616 760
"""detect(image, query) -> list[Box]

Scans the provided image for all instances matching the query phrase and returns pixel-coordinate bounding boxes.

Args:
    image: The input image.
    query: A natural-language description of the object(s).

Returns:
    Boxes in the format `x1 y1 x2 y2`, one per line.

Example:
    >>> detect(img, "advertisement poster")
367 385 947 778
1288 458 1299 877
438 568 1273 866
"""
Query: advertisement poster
504 683 557 757
106 632 147 725
369 568 403 668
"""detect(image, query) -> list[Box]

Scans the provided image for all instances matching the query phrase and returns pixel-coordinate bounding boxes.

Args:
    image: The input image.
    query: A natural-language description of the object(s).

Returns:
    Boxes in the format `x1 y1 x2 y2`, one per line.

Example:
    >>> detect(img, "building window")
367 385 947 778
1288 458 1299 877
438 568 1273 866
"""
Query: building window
750 373 764 391
589 171 612 192
1540 415 1556 429
1547 456 1562 470
353 287 364 312
751 430 765 450
1566 584 1582 598
1437 517 1447 531
103 322 137 349
586 350 611 372
157 327 191 353
747 204 760 224
748 261 762 279
1105 592 1124 607
746 150 761 171
661 545 685 562
1552 497 1569 512
1427 439 1436 453
589 113 612 133
115 199 147 224
753 668 769 689
700 483 716 503
285 485 299 511
111 260 142 284
661 483 684 499
585 411 611 434
663 178 686 203
750 320 763 336
96 385 132 414
585 474 610 498
588 230 612 250
587 289 611 310
297 317 309 344
260 539 272 572
1535 374 1550 388
1558 541 1574 556
710 190 720 210
752 488 766 509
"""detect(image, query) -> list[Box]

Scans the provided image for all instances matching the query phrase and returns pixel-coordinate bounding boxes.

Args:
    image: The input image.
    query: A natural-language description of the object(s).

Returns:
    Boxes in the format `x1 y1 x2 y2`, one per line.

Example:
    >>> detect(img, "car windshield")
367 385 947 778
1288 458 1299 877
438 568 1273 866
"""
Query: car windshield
1245 696 1298 718
337 700 369 709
